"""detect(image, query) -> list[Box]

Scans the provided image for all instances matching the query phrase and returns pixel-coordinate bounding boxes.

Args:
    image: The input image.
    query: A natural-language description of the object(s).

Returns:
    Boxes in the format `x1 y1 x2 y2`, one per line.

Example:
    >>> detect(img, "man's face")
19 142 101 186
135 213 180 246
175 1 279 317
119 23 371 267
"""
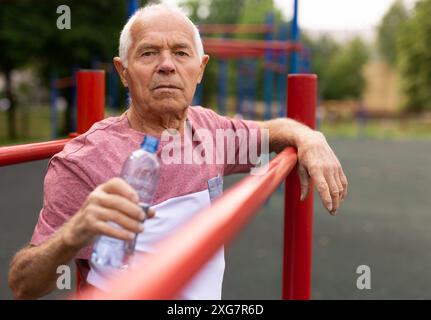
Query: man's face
116 12 209 115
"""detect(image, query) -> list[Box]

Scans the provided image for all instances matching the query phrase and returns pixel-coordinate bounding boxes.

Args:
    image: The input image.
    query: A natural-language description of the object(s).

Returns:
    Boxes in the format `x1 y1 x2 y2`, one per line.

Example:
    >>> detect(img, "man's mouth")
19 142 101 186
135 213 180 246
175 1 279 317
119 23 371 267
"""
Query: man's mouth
153 84 181 90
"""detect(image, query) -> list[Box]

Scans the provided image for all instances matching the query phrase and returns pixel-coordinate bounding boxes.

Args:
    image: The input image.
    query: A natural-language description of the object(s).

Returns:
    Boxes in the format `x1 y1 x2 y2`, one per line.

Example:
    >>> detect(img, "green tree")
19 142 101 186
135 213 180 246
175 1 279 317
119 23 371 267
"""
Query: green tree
397 0 431 111
303 34 340 99
0 1 143 139
324 38 369 100
37 0 132 135
0 1 48 139
377 0 408 66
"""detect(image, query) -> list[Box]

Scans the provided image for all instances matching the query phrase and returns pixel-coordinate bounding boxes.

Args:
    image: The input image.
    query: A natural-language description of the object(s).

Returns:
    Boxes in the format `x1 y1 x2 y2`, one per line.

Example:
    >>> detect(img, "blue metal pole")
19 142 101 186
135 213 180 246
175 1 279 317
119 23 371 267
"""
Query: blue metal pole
237 59 244 116
128 0 139 17
50 73 58 139
263 12 274 120
193 83 203 106
278 23 288 118
217 33 228 115
290 0 300 74
217 58 228 115
248 59 257 119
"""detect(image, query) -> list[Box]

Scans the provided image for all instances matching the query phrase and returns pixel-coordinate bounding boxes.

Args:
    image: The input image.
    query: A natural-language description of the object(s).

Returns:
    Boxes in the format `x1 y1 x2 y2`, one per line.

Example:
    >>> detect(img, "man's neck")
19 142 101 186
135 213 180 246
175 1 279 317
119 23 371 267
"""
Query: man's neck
126 104 188 135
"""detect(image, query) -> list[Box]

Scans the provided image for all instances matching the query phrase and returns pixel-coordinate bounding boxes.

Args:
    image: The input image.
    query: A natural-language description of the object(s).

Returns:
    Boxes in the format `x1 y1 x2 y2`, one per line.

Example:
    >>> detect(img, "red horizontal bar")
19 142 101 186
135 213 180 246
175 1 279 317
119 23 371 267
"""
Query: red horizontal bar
0 138 72 166
76 147 298 300
198 24 273 34
51 77 74 89
205 47 265 58
203 38 303 52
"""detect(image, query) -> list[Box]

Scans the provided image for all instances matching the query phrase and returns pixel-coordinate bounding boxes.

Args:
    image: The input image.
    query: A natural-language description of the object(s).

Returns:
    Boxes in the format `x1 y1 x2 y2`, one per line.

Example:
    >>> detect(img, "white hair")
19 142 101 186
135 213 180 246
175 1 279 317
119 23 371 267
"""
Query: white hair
119 3 204 67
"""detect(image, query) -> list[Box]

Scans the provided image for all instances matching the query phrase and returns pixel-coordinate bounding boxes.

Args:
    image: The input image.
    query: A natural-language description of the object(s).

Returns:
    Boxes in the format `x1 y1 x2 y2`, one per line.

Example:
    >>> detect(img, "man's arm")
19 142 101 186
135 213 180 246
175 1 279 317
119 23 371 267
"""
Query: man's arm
257 118 348 215
8 232 82 299
8 178 154 299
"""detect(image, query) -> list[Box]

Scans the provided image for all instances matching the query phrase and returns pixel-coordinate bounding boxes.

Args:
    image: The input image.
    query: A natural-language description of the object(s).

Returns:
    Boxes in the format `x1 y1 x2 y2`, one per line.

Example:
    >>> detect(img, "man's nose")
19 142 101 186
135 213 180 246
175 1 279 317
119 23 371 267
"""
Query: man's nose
157 53 176 74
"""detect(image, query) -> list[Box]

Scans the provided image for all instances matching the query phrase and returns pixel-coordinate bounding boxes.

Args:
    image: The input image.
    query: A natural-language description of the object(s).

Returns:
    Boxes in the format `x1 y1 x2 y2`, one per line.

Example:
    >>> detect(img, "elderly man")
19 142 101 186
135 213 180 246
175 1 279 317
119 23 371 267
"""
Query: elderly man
8 4 347 300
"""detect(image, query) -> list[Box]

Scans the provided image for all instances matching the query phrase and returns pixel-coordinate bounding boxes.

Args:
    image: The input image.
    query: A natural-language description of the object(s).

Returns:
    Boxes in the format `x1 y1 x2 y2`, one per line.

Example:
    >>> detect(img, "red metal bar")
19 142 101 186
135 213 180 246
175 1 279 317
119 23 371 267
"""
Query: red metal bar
199 24 273 34
0 139 72 166
75 148 298 300
283 74 317 300
204 47 264 58
76 70 105 134
203 38 303 53
0 70 105 166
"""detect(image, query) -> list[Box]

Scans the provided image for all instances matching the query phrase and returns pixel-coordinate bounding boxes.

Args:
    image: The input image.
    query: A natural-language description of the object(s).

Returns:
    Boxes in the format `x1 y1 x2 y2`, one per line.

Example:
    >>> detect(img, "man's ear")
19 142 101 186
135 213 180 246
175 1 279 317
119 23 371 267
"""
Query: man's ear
113 57 128 87
197 55 209 84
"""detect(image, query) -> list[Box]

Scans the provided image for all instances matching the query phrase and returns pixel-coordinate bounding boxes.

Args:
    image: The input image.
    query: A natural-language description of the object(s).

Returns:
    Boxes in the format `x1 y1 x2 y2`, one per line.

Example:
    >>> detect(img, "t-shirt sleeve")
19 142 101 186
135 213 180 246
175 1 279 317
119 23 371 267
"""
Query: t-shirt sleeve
30 157 95 259
202 108 263 176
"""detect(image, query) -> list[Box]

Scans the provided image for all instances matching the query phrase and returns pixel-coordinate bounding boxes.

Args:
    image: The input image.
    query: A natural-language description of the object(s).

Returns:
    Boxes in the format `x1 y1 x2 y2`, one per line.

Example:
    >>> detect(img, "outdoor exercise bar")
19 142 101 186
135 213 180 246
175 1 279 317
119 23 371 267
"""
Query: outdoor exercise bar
0 70 105 167
74 74 317 300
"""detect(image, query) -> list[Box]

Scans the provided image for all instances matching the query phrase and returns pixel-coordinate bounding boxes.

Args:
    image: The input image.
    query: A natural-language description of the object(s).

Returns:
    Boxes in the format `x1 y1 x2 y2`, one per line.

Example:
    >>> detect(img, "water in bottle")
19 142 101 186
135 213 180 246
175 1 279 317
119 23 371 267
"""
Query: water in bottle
91 135 160 270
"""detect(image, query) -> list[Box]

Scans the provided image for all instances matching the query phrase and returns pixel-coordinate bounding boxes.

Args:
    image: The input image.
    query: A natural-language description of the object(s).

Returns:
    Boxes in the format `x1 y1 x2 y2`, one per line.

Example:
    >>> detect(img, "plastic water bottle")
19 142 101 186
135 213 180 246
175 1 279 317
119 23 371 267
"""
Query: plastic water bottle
91 135 160 270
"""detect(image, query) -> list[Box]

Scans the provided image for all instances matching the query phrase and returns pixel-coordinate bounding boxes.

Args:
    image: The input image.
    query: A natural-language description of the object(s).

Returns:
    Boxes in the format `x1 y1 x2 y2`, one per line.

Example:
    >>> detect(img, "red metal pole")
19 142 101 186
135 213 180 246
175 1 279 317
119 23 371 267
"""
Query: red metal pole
0 139 71 166
76 70 105 134
283 74 317 300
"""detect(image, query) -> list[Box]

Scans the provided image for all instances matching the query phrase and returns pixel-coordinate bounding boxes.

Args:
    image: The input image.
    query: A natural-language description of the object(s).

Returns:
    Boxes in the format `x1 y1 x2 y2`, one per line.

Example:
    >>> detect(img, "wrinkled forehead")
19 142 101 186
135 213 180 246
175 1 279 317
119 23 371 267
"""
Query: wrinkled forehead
130 12 197 51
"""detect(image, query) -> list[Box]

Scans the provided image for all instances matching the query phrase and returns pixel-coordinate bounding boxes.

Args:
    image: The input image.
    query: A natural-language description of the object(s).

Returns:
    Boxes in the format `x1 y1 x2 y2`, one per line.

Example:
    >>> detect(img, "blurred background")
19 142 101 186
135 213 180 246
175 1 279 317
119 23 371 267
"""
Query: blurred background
1 0 431 299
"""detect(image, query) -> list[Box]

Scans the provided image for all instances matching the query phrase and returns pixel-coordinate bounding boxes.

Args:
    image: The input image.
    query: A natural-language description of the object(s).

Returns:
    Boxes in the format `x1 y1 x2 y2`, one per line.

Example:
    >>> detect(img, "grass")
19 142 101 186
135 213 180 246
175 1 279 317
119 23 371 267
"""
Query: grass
0 105 121 146
320 118 431 140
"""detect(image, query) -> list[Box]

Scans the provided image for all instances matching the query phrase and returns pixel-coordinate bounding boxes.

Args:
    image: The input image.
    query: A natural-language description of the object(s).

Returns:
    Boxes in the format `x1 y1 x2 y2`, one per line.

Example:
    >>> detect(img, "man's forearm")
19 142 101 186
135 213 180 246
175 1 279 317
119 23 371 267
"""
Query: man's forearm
8 227 80 299
257 118 316 153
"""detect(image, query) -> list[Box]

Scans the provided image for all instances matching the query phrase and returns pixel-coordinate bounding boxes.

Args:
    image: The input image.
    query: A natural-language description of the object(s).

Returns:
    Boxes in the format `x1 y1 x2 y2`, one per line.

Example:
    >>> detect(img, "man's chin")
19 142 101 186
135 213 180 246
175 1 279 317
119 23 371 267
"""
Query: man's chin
154 101 189 113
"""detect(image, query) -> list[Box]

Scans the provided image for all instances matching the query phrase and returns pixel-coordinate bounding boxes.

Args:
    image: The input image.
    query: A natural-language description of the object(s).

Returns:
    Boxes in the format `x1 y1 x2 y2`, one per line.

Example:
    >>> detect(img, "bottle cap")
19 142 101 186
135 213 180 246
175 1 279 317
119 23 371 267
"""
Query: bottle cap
141 135 159 153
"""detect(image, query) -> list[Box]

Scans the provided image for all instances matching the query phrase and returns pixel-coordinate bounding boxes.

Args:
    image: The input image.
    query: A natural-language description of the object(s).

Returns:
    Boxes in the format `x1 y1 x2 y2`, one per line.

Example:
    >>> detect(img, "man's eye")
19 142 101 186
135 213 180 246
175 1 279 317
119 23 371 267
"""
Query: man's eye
175 51 188 56
142 52 155 57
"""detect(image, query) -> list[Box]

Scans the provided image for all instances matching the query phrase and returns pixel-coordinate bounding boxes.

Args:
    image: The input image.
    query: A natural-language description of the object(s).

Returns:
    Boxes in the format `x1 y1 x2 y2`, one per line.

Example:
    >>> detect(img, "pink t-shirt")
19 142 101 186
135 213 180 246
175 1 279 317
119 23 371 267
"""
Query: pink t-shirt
30 106 262 299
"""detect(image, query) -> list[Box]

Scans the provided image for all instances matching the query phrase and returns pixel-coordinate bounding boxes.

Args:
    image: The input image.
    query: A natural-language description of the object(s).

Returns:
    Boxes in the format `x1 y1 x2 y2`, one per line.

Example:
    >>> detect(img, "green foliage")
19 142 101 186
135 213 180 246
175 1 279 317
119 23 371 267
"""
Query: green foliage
323 38 369 100
303 34 340 98
0 0 132 77
0 0 145 137
377 0 408 66
397 0 431 111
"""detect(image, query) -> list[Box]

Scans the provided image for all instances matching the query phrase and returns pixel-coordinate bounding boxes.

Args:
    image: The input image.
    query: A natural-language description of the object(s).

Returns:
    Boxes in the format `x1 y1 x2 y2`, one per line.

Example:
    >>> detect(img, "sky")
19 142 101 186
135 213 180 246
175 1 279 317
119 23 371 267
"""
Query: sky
162 0 418 39
274 0 418 31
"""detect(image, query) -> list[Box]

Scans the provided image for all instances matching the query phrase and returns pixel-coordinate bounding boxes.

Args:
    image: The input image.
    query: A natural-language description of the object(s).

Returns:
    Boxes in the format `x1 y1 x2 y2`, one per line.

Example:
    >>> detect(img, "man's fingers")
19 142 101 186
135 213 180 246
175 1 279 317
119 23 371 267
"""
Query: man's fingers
313 173 333 212
339 168 348 200
95 192 145 221
93 220 136 241
97 207 144 234
298 165 310 201
102 177 140 203
326 172 340 215
334 170 344 202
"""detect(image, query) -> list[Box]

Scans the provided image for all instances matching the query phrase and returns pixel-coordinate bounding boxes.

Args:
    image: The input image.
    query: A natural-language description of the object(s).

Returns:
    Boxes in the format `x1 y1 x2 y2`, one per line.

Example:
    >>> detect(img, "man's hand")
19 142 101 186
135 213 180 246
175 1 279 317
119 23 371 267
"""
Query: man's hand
296 131 348 215
258 118 348 215
61 177 155 250
8 177 156 300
